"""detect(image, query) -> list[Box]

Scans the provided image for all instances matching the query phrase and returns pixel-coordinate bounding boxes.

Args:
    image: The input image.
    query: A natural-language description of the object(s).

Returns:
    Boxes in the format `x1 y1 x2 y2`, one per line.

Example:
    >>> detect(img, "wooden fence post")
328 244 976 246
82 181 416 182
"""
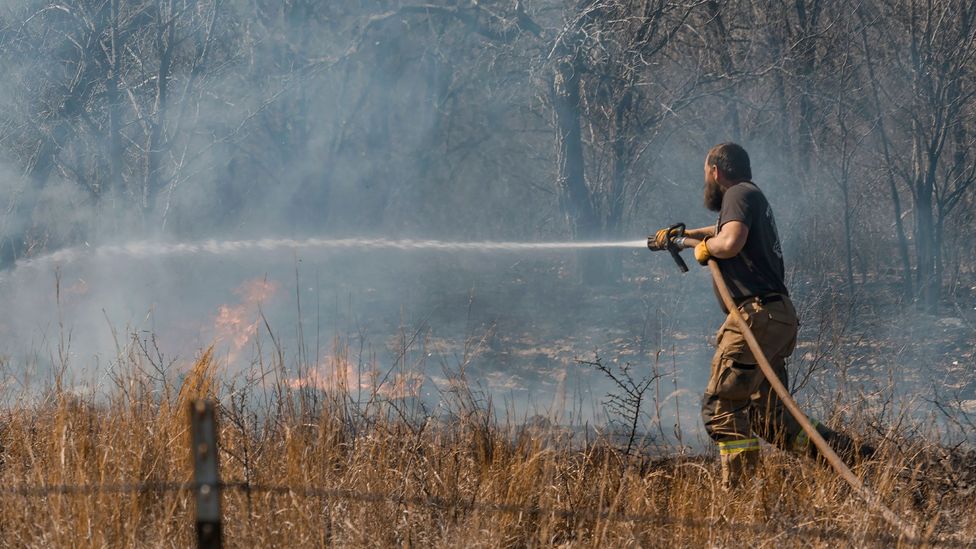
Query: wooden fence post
190 399 222 549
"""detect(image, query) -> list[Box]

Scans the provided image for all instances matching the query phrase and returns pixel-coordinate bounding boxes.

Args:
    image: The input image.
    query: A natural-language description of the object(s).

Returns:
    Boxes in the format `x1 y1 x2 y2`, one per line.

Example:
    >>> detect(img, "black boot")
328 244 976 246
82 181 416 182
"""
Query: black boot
823 429 875 465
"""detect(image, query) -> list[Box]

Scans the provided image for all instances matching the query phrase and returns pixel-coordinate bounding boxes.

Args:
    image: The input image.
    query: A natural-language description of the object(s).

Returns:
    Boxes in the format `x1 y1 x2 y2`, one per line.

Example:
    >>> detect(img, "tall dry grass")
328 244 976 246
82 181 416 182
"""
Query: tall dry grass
0 337 973 548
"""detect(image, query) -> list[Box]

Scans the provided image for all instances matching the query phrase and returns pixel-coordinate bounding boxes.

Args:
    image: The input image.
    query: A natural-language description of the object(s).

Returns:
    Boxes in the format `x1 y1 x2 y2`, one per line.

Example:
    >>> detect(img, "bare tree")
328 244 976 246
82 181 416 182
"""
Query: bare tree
551 0 704 281
858 5 915 299
872 0 976 311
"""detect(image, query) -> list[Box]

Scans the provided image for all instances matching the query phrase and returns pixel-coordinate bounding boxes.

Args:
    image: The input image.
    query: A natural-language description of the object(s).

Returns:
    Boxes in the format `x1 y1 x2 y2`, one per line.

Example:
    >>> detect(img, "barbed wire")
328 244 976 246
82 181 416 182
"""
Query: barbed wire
0 480 968 547
0 481 194 497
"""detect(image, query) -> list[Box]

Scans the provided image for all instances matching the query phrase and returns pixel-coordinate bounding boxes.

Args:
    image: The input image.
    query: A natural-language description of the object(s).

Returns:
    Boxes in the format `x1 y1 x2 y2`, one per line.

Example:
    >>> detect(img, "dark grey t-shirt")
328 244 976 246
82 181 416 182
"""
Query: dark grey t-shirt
714 181 788 301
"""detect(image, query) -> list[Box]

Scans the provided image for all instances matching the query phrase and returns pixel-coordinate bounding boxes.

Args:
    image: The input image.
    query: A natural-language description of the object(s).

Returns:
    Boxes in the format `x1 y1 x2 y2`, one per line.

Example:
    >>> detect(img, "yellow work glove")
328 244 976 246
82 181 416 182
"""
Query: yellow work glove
648 227 679 251
694 238 712 265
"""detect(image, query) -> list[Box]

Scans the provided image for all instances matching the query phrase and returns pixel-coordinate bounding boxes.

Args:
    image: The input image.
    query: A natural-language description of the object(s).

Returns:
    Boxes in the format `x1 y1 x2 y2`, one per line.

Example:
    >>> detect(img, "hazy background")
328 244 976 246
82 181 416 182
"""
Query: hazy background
0 0 973 448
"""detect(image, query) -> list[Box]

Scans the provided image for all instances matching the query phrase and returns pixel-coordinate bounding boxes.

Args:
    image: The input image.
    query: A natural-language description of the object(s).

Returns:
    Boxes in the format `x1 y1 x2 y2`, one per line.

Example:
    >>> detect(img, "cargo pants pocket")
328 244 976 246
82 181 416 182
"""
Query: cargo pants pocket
710 357 762 401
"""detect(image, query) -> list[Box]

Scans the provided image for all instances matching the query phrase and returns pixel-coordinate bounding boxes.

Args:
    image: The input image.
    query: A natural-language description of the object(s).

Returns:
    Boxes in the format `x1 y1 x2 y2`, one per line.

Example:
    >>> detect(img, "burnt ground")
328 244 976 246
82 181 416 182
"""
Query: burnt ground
0 247 973 451
260 250 976 453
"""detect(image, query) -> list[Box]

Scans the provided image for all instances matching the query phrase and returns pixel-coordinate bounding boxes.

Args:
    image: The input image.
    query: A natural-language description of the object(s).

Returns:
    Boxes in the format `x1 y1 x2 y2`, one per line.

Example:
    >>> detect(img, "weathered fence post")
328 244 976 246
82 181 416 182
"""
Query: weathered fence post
190 400 222 549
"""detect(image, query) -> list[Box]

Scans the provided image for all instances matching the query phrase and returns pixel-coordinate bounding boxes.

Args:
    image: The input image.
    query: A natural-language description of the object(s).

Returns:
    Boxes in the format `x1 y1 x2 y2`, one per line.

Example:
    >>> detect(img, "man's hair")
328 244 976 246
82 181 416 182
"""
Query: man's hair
707 143 752 181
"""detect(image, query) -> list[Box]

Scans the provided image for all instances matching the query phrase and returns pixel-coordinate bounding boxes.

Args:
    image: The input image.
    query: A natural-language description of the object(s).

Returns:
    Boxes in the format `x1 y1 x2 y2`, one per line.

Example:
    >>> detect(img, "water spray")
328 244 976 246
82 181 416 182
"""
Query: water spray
8 237 648 273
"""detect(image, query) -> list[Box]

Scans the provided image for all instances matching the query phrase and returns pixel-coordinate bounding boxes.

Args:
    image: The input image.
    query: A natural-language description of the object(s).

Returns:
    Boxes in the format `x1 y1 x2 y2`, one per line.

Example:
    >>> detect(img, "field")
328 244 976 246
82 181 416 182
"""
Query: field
1 340 974 548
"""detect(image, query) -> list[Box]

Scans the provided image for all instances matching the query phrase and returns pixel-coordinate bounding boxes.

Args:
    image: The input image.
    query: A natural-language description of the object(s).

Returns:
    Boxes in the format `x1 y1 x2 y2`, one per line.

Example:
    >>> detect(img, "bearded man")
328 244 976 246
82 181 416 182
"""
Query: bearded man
650 143 871 489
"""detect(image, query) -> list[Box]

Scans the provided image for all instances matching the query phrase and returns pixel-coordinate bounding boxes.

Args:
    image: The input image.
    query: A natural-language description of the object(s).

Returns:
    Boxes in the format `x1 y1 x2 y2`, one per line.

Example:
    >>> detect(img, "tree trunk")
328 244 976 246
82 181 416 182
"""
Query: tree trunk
106 0 124 214
842 181 855 293
552 53 605 283
143 0 176 226
858 13 913 299
705 1 741 139
914 182 938 312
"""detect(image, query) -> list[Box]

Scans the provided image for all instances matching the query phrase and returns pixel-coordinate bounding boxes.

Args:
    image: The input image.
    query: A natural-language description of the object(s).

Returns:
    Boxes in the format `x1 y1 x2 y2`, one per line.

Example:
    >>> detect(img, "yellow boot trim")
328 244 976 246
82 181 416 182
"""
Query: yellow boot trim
791 419 821 452
718 438 760 455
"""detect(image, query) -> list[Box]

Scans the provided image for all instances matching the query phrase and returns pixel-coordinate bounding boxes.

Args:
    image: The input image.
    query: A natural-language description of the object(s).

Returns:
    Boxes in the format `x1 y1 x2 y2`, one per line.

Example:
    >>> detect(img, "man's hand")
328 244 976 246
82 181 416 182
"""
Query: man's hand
695 238 712 265
648 226 680 251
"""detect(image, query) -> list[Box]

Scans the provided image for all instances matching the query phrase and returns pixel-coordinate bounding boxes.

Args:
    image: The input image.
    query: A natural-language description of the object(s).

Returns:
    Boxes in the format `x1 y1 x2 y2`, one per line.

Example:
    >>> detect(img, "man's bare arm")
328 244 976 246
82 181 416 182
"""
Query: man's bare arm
680 221 748 259
683 225 716 240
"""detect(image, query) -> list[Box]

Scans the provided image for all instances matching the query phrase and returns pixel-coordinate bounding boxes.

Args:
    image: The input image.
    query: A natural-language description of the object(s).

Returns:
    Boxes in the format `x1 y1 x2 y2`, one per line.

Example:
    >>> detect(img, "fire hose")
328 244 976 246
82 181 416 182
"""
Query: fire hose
656 232 917 541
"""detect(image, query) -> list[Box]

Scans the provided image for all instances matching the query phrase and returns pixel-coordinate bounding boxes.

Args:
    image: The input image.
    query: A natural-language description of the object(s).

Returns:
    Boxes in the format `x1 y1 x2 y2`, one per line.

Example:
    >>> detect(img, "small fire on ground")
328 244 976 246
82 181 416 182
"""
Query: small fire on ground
211 278 423 399
213 278 278 361
288 355 425 400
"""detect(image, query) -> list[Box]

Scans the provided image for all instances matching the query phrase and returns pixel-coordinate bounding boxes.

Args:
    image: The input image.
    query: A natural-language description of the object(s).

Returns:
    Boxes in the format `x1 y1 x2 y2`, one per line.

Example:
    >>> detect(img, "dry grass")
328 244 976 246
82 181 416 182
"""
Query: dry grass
0 342 973 548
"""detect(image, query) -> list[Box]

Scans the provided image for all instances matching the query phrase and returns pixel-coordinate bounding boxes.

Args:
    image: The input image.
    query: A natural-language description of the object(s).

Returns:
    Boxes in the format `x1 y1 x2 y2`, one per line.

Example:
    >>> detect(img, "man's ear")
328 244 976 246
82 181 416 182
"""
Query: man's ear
715 167 732 186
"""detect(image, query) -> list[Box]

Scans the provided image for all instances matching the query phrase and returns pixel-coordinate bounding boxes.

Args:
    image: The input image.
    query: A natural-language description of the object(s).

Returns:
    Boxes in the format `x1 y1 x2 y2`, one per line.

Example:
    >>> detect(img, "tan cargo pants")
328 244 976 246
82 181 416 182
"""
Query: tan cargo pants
701 295 805 489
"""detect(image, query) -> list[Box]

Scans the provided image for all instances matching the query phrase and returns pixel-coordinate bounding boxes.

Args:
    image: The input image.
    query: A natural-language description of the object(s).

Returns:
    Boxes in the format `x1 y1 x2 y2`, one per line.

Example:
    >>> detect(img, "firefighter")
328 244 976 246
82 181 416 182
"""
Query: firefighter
649 143 872 489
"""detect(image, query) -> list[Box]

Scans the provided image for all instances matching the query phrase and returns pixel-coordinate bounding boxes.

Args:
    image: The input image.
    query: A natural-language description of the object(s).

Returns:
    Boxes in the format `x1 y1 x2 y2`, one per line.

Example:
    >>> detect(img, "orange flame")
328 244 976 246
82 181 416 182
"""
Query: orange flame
213 278 278 358
288 355 424 400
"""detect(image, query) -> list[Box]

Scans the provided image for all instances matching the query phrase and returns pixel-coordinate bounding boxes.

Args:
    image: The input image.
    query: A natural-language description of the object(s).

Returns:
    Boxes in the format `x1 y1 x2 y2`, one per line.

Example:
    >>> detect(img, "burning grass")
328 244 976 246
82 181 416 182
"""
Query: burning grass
0 344 974 547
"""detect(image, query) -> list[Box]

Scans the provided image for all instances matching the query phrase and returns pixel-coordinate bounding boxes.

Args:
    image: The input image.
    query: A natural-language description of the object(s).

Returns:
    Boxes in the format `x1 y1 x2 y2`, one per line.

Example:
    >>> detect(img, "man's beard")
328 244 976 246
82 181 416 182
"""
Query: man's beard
704 178 724 212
